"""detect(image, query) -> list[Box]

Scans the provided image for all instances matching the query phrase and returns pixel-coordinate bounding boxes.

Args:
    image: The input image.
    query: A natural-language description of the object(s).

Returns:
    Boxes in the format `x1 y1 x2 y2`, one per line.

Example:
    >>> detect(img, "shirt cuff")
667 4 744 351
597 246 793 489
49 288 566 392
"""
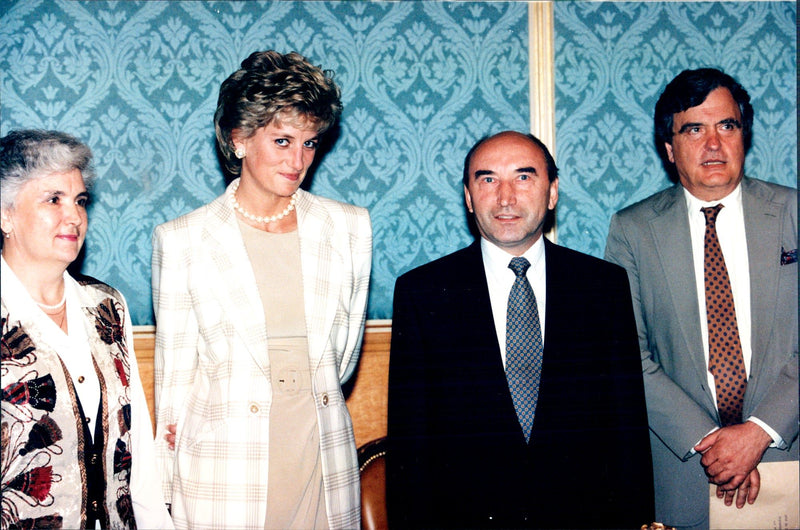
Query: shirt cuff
688 426 720 458
747 416 786 449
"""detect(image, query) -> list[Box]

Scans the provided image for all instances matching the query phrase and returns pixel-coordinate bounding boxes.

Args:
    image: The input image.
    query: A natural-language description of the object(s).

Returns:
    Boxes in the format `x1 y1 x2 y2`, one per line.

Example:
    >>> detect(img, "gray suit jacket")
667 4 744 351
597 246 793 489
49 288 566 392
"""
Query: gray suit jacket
605 177 798 529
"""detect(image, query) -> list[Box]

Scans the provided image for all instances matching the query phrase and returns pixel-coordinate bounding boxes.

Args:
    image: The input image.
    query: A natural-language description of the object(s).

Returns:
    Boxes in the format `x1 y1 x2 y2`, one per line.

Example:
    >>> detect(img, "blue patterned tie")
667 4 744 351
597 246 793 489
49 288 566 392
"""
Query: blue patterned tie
505 257 543 443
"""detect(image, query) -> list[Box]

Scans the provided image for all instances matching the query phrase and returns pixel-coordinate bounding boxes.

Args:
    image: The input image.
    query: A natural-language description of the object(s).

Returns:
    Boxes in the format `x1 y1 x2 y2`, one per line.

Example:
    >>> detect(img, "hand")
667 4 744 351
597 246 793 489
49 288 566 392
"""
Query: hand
164 423 177 450
694 422 771 490
715 467 760 508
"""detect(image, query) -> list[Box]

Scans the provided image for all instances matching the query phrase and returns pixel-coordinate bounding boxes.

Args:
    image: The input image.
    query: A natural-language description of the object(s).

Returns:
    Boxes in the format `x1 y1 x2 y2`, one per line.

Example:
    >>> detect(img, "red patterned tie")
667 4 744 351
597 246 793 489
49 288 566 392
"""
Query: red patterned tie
702 204 747 426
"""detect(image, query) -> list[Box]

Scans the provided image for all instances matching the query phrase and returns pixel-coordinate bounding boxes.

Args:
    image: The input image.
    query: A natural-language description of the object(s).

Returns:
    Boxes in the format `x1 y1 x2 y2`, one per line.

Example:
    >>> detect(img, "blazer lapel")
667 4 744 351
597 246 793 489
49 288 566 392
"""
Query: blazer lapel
648 187 709 386
742 178 782 380
200 186 270 376
295 190 339 371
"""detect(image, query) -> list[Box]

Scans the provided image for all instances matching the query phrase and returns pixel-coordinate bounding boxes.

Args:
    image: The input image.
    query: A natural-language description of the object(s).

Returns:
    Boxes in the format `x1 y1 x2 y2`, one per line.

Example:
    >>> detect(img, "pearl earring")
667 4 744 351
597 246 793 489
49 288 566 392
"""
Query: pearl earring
235 147 246 159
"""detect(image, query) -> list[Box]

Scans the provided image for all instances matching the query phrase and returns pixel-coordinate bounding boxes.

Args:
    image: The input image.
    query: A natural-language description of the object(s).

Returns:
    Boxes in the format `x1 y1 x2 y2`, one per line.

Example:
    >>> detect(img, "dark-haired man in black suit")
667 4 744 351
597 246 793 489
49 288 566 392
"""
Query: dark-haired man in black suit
388 131 654 529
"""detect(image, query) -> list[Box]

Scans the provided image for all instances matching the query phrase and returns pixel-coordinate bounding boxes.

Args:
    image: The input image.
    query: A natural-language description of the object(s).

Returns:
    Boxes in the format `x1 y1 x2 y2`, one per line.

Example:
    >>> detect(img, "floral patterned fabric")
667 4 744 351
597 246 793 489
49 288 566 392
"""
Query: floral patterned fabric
2 280 137 530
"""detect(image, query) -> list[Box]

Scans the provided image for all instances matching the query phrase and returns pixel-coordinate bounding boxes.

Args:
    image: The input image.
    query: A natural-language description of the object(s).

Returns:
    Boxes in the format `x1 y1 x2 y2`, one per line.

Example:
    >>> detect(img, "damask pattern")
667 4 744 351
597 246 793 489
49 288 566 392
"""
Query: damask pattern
554 2 797 257
0 0 529 323
2 1 795 323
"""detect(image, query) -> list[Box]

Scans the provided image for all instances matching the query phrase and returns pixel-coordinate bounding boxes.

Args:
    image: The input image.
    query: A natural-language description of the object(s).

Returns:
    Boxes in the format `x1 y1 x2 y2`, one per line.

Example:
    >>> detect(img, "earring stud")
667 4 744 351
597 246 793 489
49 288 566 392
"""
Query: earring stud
235 147 246 159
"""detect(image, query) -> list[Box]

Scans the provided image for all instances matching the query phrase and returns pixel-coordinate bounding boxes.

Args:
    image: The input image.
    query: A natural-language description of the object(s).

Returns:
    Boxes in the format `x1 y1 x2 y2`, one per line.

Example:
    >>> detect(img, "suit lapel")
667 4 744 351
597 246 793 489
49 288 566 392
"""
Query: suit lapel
463 241 503 354
541 239 564 352
473 241 543 443
451 242 508 384
741 179 782 379
200 185 270 376
648 187 709 385
295 190 338 370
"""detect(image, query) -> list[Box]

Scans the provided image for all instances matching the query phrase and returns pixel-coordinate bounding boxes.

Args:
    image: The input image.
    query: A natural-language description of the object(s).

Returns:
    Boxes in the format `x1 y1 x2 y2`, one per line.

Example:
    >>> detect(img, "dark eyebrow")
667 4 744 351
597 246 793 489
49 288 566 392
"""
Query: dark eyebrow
44 190 90 199
472 167 538 180
677 118 741 134
473 169 495 179
677 122 703 134
719 118 742 128
275 132 320 142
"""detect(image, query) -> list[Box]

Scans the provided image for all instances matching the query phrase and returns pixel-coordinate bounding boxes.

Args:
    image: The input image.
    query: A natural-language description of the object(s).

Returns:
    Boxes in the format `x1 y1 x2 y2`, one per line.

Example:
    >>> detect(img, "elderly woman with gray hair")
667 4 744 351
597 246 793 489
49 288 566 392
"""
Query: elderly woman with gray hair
0 130 173 529
152 50 371 529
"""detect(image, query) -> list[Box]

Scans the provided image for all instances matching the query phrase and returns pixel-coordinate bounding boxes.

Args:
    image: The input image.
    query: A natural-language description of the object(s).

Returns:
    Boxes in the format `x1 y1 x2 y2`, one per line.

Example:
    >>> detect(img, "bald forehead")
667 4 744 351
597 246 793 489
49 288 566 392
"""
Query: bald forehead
477 131 536 152
469 133 545 173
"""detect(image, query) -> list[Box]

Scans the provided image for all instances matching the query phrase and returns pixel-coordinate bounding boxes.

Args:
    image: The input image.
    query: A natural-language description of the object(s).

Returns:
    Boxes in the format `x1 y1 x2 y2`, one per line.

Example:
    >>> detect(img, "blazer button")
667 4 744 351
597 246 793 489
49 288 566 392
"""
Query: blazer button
249 403 260 414
90 454 98 465
91 500 99 510
321 393 329 407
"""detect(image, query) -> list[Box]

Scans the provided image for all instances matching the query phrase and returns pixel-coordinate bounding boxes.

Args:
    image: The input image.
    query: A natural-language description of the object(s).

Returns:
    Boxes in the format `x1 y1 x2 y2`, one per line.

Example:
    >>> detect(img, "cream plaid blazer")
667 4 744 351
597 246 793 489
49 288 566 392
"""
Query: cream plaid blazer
152 180 371 529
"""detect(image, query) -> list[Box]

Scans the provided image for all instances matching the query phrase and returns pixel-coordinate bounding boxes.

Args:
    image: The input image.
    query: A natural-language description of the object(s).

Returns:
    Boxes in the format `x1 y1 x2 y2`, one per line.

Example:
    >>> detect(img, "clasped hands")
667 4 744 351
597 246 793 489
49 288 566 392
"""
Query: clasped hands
694 421 772 509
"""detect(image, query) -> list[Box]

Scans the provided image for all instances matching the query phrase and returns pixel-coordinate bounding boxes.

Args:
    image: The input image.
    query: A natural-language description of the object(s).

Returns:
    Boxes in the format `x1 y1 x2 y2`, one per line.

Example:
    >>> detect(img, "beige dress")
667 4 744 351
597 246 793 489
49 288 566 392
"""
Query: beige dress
239 220 329 530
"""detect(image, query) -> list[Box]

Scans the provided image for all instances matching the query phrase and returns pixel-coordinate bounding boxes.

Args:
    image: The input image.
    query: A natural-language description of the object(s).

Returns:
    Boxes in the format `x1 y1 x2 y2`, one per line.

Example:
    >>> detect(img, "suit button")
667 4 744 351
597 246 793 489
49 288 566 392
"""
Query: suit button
249 403 260 414
321 393 329 407
91 500 99 511
90 454 98 465
78 376 85 383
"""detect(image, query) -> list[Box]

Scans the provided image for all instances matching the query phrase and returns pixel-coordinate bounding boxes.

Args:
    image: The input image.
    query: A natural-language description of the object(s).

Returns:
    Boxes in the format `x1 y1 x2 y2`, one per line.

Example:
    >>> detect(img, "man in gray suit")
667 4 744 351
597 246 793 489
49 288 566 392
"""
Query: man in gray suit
605 68 798 530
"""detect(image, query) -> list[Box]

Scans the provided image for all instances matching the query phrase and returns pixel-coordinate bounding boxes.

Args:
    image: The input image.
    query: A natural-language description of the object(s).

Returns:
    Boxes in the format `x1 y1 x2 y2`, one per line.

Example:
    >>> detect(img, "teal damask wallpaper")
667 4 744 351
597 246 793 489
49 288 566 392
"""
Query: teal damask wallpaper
0 0 529 323
1 1 796 325
554 2 797 256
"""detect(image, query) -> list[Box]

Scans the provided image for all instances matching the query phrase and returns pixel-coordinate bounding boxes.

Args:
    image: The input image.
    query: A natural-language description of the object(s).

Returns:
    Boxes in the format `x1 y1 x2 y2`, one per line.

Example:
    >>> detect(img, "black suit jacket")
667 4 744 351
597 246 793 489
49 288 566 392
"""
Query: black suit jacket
388 239 654 529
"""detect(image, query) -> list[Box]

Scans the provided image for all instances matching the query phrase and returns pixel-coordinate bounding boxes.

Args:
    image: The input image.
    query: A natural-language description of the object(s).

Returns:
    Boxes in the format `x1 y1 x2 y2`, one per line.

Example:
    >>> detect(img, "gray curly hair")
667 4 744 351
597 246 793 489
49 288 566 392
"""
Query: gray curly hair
0 129 95 212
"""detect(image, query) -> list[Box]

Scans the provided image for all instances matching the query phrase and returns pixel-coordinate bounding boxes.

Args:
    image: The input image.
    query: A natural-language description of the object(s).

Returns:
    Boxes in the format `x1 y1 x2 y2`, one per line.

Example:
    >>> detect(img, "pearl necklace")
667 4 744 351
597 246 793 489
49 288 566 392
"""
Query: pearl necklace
229 180 297 224
40 302 67 330
37 293 66 311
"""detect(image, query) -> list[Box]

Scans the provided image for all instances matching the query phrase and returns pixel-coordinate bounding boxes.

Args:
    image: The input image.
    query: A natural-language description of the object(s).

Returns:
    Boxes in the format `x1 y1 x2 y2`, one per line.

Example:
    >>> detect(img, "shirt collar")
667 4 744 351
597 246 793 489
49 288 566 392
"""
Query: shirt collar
1 255 87 344
481 235 545 279
682 182 743 213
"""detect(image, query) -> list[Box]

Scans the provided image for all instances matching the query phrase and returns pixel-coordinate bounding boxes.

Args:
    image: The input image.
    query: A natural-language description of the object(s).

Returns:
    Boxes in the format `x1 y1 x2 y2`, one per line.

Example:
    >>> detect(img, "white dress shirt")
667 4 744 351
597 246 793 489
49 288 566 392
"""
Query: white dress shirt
480 236 546 369
683 185 782 446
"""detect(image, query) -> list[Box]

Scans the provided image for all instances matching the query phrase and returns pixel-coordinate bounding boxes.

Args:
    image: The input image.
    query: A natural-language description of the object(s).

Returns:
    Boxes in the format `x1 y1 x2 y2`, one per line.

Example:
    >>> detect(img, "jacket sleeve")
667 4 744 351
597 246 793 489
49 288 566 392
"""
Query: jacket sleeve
338 206 372 384
124 291 175 529
386 272 436 527
746 188 799 445
151 222 200 504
